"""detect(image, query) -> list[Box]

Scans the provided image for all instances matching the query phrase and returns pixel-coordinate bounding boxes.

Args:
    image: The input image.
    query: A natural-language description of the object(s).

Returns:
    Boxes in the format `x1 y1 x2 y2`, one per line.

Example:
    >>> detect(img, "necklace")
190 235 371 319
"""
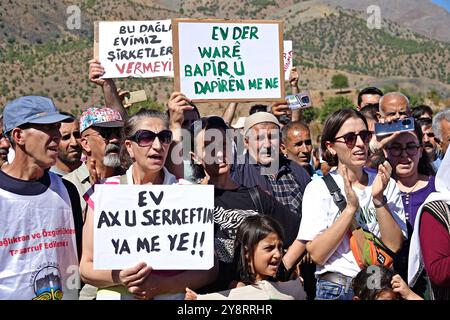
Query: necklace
399 179 423 194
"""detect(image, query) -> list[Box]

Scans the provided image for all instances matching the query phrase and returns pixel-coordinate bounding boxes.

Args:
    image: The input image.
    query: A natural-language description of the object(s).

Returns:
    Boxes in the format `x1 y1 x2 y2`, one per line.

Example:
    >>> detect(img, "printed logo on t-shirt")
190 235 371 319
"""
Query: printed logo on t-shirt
356 206 378 232
29 262 63 300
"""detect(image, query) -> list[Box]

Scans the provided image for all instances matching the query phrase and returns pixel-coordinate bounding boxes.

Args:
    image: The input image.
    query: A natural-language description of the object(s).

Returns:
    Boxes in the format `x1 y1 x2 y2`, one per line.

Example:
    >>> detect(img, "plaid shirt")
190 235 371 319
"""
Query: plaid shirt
266 164 304 218
232 154 310 219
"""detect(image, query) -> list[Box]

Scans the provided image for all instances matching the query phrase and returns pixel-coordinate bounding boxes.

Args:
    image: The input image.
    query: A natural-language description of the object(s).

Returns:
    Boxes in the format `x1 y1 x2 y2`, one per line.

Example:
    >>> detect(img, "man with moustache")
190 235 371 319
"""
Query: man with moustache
432 109 450 158
50 112 82 176
420 120 441 172
232 112 313 297
64 107 124 220
378 92 411 123
0 96 81 299
232 112 310 218
0 115 11 167
280 121 322 179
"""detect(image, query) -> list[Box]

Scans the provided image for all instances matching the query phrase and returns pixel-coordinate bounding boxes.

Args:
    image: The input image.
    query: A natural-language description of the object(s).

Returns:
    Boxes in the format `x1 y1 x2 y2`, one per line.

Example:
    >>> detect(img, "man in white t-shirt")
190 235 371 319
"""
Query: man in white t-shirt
0 96 81 300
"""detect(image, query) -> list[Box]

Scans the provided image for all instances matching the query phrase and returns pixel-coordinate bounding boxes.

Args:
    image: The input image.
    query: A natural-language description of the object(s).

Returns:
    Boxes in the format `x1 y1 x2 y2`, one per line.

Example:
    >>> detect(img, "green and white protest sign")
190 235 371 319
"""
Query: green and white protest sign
173 19 285 102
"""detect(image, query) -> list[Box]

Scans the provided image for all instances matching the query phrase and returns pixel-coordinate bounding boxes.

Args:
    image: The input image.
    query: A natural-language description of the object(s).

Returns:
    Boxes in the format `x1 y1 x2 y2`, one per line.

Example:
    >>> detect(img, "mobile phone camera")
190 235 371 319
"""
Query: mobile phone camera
300 96 310 104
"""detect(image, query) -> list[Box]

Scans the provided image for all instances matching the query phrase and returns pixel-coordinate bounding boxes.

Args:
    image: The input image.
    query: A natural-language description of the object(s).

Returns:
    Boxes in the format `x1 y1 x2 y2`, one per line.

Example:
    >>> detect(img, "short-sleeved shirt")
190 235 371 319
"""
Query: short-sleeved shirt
297 168 407 278
84 164 188 300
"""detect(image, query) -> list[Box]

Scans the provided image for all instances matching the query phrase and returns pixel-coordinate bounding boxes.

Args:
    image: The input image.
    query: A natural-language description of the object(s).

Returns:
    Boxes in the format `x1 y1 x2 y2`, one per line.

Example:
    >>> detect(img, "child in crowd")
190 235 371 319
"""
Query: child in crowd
185 215 306 300
352 265 423 300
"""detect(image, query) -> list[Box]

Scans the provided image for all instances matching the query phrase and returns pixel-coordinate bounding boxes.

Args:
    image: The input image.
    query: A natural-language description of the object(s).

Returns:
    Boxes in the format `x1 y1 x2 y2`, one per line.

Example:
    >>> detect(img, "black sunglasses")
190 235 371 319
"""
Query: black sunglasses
423 132 435 138
387 144 420 157
417 117 432 125
128 129 172 147
95 127 122 140
334 130 373 148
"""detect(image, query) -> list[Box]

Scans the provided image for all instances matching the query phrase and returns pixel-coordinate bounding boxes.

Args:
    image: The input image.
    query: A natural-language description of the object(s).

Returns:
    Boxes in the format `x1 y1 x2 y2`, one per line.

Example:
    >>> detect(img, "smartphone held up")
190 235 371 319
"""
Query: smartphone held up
375 117 415 137
285 91 312 110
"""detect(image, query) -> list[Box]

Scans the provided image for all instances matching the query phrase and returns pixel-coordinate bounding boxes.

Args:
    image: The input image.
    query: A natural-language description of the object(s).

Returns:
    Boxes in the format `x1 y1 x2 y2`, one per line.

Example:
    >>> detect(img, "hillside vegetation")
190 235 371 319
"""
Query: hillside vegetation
0 0 449 114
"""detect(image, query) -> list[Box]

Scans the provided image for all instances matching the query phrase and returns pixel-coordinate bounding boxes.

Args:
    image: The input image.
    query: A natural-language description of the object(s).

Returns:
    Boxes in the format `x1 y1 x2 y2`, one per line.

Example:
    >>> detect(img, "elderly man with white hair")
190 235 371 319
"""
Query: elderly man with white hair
432 108 450 157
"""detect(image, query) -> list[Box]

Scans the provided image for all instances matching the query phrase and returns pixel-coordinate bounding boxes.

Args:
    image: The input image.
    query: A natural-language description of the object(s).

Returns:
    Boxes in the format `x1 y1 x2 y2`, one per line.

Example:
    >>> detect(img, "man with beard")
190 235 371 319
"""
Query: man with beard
280 121 322 179
0 115 11 168
64 107 124 221
50 112 82 176
63 107 124 300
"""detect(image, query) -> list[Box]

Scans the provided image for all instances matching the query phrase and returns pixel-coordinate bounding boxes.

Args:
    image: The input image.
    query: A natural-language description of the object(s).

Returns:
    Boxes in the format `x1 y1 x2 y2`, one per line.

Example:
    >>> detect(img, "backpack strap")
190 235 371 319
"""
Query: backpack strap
322 174 347 212
249 186 264 214
322 174 360 231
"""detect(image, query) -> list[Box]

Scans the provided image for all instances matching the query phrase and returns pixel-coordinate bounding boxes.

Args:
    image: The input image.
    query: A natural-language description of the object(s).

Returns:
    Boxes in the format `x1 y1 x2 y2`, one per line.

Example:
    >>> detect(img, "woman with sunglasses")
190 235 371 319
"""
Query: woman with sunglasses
190 116 301 292
80 108 217 300
295 108 407 300
385 121 435 284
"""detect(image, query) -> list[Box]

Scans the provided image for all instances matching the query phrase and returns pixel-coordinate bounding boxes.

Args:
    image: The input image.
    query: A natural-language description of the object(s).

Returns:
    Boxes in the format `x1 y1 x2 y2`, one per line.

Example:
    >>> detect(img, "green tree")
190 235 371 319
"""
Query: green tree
427 89 440 106
302 107 318 124
319 96 354 123
331 74 349 92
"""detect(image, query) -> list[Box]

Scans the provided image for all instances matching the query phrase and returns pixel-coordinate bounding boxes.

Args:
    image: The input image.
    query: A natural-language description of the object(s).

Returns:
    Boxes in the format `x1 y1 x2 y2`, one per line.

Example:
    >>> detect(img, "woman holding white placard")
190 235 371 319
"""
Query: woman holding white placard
79 108 217 300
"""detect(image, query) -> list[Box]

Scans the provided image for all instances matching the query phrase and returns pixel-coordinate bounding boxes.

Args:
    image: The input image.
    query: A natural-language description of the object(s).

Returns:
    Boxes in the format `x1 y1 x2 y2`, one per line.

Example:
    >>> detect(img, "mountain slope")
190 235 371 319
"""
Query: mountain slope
317 0 450 42
0 0 449 113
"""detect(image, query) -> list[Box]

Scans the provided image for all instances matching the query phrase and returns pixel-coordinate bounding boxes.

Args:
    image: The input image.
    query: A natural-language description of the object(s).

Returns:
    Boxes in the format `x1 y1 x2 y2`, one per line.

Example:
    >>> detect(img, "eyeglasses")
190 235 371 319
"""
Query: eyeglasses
417 117 432 125
295 139 312 147
333 130 373 148
85 127 121 141
127 129 172 147
387 144 420 157
423 132 435 138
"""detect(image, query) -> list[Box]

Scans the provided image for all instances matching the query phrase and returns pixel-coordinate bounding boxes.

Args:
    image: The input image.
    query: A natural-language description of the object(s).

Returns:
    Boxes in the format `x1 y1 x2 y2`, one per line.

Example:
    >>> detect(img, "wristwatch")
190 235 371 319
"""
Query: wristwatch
373 195 387 208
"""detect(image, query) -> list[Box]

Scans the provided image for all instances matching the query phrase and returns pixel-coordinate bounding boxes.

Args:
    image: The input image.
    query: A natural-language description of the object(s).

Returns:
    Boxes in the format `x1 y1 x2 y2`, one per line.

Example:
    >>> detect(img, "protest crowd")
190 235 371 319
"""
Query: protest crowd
0 18 449 301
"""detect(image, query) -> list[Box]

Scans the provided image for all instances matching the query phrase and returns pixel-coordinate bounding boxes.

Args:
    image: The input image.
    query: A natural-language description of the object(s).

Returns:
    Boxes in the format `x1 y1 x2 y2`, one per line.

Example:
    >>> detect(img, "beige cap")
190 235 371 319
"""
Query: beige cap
232 117 247 129
244 112 280 136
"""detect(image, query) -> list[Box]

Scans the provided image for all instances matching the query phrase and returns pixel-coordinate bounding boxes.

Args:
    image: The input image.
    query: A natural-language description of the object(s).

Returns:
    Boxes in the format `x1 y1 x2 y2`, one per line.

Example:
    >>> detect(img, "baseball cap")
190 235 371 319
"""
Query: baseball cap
244 112 280 136
79 107 124 133
2 96 72 134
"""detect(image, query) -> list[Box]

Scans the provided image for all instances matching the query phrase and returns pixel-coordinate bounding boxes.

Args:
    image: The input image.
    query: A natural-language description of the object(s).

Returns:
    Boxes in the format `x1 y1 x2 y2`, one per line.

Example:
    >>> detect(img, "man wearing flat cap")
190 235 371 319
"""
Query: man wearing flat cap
0 96 81 299
231 111 314 297
232 111 310 226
